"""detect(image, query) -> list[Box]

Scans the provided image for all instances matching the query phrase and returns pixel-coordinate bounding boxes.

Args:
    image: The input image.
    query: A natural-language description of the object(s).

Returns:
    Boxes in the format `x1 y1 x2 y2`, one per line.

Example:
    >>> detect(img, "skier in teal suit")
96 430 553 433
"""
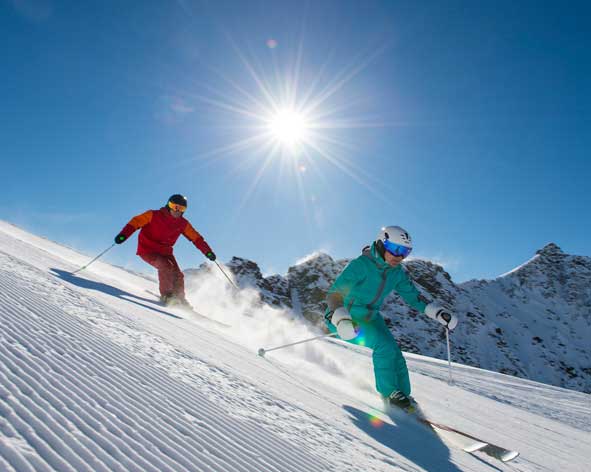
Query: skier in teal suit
325 226 458 410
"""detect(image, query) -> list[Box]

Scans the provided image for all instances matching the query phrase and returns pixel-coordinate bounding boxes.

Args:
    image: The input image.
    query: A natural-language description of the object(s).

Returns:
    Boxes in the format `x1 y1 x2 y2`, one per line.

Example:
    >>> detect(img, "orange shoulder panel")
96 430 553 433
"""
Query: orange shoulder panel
183 221 203 243
128 210 153 230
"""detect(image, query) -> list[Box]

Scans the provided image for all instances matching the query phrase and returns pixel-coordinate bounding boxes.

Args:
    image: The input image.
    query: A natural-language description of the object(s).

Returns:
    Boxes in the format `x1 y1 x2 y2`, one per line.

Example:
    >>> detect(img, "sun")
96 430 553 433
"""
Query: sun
181 34 393 208
266 108 310 149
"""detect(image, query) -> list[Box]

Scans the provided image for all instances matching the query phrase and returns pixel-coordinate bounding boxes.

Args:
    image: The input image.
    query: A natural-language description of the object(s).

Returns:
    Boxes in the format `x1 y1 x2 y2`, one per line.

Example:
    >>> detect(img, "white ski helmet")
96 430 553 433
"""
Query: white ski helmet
376 226 413 258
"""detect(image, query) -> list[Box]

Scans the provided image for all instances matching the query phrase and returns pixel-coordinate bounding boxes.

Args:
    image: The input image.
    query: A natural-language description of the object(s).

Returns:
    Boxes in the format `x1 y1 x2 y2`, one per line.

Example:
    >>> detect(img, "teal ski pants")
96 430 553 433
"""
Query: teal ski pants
327 314 411 398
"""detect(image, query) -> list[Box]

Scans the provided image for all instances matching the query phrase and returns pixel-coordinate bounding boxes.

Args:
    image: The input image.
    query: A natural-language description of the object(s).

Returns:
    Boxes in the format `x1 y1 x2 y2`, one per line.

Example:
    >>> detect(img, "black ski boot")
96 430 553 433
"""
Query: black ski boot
386 391 415 414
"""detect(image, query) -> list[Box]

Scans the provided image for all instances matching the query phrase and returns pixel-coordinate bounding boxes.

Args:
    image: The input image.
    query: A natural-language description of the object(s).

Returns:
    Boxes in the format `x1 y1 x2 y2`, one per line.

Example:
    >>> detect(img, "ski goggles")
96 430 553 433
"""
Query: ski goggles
168 202 187 213
383 239 412 258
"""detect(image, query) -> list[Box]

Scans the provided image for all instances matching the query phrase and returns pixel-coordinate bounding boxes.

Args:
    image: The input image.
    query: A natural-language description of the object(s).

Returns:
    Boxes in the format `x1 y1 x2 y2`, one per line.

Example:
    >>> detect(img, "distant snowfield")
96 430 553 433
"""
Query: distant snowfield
0 220 589 472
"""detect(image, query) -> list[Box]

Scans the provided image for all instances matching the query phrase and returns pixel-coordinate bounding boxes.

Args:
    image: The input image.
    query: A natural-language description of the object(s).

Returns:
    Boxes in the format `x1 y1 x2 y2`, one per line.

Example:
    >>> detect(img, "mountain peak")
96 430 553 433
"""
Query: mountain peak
293 252 334 267
536 243 564 257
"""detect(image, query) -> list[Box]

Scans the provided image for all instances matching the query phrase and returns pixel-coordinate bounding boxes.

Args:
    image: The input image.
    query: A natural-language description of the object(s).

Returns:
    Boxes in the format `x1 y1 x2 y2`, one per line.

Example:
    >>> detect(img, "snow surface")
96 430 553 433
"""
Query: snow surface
0 220 589 472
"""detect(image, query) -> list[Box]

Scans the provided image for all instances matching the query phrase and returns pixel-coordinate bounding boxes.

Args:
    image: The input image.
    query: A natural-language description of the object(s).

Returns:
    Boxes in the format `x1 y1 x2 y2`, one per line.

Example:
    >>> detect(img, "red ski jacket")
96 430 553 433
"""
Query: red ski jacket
118 207 213 257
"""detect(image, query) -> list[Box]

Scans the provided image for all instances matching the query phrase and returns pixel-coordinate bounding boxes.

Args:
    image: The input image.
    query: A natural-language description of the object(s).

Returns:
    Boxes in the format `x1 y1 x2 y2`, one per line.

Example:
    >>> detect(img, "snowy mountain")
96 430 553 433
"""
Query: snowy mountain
1 220 590 472
191 245 591 394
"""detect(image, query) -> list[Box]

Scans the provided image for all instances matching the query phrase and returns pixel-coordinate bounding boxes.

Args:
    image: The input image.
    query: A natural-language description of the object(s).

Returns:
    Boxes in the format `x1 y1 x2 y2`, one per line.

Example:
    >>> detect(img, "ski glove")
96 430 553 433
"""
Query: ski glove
425 303 458 330
331 307 358 340
114 234 127 244
205 251 216 261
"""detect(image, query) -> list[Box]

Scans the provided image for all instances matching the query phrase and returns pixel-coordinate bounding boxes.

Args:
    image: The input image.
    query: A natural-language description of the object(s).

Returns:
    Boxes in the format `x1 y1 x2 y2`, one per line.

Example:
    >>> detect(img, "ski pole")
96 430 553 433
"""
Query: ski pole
258 332 338 357
71 243 116 275
445 327 454 385
214 260 239 289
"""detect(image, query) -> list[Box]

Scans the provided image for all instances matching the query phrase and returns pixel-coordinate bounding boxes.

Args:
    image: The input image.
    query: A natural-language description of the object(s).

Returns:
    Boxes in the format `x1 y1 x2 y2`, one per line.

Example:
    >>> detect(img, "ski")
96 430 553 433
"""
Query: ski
419 418 520 463
386 402 519 464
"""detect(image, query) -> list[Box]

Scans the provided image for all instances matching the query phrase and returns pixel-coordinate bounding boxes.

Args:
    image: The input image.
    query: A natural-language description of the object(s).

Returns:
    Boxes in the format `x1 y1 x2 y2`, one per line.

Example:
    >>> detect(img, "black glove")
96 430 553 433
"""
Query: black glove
205 251 216 261
436 309 458 330
114 234 127 244
425 303 458 330
439 311 452 323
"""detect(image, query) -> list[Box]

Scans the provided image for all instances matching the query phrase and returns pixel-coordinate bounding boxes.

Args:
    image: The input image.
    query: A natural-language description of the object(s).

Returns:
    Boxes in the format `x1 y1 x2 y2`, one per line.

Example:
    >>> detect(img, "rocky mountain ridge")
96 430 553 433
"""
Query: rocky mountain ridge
186 244 591 394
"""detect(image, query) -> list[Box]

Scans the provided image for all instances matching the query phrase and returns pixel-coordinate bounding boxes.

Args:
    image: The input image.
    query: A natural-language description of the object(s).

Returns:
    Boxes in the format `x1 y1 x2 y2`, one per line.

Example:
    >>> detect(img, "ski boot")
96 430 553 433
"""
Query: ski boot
160 293 175 306
163 295 195 313
160 294 188 307
385 391 416 415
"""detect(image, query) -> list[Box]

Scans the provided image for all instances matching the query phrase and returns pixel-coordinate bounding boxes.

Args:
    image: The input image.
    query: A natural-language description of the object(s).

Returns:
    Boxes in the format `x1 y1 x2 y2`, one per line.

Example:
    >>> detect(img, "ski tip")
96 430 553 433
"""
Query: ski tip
501 450 520 462
466 443 520 463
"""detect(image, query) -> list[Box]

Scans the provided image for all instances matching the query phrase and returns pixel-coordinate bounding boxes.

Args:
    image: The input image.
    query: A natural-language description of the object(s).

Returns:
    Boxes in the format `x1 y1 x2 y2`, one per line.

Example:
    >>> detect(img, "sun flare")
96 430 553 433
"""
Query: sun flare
267 108 310 148
183 35 392 209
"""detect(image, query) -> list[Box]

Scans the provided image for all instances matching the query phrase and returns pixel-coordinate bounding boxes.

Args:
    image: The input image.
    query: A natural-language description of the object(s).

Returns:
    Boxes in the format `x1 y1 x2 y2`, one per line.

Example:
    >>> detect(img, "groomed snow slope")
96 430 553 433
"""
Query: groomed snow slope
0 220 589 472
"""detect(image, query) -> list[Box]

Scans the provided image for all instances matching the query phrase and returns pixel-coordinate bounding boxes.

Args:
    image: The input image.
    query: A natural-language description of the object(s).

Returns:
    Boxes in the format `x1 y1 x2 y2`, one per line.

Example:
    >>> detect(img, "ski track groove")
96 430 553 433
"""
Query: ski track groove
0 303 171 472
0 322 159 472
0 257 331 472
0 453 19 472
0 417 41 472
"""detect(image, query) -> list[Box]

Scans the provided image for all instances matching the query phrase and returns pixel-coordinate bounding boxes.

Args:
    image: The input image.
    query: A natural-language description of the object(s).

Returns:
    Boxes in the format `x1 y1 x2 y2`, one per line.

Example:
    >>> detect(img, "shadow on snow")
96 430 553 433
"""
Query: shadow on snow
50 268 183 320
343 405 463 472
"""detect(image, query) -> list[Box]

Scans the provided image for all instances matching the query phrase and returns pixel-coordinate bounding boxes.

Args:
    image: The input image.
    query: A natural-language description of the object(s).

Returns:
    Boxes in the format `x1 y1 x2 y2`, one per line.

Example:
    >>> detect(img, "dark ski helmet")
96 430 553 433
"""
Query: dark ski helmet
167 194 188 212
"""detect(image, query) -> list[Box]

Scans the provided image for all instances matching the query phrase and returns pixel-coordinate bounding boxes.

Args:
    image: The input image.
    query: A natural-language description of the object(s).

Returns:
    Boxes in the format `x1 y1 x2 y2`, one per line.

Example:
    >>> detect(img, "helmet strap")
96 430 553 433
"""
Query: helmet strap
375 240 386 259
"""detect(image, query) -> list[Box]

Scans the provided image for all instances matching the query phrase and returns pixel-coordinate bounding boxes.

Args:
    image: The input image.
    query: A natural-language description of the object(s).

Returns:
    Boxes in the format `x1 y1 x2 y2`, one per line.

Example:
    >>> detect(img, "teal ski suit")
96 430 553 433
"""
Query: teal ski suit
325 243 427 398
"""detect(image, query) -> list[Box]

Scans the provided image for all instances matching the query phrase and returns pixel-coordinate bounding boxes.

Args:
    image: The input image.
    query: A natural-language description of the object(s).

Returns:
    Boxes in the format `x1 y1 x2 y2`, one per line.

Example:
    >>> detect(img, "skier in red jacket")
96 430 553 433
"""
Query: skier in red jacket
114 194 216 307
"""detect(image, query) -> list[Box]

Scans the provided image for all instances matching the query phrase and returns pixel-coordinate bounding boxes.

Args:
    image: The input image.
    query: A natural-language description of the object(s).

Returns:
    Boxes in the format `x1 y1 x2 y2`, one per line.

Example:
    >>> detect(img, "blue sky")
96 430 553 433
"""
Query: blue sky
2 0 589 282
